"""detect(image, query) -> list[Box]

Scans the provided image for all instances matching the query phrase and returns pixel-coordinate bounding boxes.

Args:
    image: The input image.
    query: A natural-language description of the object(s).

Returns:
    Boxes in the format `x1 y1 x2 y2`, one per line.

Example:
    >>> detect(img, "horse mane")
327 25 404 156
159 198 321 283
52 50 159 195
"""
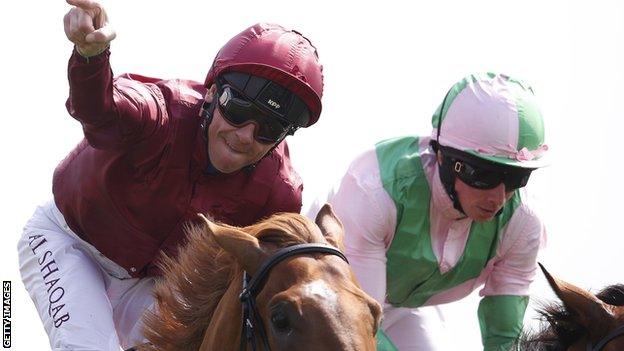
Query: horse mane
516 284 624 351
141 213 326 351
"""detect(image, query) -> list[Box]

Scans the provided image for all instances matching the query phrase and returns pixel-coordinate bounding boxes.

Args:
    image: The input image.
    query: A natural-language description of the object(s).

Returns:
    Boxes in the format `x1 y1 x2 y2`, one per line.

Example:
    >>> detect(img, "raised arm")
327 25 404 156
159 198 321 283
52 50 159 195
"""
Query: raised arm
63 0 167 150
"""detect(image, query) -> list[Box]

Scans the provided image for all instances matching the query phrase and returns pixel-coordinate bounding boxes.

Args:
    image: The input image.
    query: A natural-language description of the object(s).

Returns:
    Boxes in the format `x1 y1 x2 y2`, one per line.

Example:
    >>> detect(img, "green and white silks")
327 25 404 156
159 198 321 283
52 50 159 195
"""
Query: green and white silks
378 136 528 351
326 136 544 351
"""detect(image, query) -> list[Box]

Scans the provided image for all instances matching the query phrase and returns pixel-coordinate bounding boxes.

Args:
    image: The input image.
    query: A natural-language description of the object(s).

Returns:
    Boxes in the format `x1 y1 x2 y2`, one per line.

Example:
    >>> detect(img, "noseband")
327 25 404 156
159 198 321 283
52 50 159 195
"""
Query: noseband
237 243 349 351
587 325 624 351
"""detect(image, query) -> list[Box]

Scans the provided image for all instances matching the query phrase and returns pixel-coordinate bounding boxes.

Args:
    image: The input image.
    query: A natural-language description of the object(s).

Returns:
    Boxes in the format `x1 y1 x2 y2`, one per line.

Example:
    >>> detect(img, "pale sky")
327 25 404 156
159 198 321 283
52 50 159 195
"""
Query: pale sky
1 0 623 349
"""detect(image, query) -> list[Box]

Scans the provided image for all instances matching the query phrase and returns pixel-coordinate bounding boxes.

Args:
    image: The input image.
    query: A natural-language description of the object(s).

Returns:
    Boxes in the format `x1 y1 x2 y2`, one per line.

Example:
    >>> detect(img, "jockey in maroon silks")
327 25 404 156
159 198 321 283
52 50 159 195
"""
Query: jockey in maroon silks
17 1 324 350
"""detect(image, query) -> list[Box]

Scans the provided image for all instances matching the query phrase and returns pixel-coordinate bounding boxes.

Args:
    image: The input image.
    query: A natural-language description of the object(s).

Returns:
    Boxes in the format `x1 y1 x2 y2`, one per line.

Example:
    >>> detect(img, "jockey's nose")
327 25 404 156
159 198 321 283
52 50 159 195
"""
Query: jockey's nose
234 123 256 145
485 182 507 207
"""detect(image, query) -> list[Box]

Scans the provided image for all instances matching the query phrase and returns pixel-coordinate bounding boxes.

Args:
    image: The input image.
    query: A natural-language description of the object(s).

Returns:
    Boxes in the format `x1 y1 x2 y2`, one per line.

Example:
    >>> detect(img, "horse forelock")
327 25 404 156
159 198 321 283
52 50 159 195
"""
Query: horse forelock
249 212 326 247
142 221 236 351
517 283 624 351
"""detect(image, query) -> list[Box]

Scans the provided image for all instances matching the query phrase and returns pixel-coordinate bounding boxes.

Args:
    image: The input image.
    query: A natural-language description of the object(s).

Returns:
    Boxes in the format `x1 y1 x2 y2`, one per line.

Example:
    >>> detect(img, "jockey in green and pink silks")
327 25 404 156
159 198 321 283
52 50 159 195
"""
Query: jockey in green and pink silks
318 73 549 351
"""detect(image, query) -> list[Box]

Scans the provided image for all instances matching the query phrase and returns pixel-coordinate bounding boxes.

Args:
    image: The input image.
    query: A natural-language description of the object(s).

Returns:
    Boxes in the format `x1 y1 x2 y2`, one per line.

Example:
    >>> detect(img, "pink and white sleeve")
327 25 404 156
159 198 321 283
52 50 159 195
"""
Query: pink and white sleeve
328 153 397 305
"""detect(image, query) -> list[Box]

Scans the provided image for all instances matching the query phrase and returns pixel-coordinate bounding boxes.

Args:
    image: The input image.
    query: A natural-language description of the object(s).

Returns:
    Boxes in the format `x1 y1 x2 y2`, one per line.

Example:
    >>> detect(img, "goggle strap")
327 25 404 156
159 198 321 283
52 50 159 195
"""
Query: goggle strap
200 97 217 131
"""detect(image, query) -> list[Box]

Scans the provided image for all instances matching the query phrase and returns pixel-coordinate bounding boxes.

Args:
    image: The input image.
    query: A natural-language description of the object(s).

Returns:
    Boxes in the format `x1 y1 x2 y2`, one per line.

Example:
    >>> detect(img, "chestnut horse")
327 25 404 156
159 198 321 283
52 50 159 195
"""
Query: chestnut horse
515 264 624 351
139 204 381 351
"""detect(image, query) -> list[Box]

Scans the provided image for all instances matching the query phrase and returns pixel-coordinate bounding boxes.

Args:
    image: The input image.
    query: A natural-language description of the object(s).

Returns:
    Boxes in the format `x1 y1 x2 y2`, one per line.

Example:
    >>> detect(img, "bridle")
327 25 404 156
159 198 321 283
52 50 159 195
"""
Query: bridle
123 243 347 351
238 243 349 351
586 325 624 351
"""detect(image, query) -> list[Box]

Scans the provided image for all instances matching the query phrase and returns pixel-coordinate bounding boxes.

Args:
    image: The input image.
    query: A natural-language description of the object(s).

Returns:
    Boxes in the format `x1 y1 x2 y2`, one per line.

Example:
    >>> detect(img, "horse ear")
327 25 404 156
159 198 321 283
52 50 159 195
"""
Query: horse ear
314 203 345 251
198 214 267 275
538 263 615 330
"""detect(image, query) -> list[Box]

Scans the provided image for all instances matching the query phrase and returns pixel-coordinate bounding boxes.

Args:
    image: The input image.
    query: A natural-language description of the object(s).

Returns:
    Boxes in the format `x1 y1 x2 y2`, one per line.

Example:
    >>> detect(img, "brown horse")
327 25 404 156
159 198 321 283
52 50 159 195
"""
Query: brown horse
515 264 624 351
139 204 381 351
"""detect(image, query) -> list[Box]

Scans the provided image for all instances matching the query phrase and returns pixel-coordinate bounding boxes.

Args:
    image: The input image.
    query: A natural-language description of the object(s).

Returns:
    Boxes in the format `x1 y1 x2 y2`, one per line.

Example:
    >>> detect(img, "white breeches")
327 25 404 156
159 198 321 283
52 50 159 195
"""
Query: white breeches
17 201 155 351
382 304 451 351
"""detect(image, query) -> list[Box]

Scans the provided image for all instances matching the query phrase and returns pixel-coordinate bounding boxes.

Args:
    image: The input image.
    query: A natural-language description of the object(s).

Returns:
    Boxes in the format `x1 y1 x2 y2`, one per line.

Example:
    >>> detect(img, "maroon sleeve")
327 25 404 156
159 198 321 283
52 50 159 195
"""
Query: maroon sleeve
260 142 304 216
66 48 167 150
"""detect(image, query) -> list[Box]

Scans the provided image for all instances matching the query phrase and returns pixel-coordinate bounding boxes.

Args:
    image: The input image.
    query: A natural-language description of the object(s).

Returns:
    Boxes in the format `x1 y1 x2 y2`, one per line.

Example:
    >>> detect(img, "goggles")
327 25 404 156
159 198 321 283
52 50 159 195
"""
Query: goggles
215 85 293 144
440 147 533 191
218 71 312 128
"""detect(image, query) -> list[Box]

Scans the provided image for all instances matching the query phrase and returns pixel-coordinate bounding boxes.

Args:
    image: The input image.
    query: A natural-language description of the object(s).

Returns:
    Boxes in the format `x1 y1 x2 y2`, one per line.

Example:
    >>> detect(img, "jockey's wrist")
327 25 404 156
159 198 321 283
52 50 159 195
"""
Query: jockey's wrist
75 45 110 60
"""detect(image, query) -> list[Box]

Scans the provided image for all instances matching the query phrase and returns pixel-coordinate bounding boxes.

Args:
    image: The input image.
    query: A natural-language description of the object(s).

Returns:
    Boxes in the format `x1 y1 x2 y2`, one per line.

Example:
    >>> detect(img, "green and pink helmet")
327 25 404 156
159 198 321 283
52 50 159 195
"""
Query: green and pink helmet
432 72 548 169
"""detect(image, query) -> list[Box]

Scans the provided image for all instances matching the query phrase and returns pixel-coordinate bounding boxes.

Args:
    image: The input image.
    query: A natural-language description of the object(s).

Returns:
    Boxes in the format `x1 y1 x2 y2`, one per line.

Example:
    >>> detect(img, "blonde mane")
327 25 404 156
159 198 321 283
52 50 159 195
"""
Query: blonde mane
141 213 326 351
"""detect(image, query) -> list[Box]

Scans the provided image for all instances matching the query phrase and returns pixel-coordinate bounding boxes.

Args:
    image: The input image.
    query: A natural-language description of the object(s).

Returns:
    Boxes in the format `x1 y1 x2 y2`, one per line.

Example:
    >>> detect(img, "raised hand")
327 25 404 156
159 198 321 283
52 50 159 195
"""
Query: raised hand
63 0 116 57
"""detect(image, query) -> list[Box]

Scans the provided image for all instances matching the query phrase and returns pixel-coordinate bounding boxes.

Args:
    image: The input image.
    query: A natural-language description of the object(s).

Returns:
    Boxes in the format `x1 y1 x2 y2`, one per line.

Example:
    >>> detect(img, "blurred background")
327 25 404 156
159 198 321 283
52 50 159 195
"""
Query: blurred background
1 0 622 349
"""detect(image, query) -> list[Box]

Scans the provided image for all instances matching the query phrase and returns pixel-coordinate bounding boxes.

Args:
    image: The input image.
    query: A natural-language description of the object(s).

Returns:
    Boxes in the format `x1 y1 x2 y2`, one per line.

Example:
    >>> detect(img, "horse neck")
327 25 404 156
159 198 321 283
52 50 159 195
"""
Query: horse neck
200 270 245 351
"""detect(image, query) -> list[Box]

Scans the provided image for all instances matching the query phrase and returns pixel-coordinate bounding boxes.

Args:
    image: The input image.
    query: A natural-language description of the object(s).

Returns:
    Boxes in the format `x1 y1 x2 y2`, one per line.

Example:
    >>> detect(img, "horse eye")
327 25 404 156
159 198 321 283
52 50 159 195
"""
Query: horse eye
270 311 290 332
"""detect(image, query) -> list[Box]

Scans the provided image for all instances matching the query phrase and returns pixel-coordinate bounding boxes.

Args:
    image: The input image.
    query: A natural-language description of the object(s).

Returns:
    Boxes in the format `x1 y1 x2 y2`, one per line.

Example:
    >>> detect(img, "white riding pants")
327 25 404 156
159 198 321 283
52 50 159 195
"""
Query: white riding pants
382 304 451 351
17 201 155 351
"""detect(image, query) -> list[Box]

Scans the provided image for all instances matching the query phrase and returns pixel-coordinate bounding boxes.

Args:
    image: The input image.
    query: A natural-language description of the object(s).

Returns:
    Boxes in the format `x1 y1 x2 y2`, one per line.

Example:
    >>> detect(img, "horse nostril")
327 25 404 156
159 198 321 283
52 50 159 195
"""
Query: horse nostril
270 310 291 333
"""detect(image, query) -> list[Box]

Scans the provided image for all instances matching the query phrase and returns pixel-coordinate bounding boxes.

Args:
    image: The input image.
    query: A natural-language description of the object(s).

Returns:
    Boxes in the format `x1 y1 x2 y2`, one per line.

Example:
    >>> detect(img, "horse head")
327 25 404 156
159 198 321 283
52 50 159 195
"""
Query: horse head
538 263 624 351
142 204 381 351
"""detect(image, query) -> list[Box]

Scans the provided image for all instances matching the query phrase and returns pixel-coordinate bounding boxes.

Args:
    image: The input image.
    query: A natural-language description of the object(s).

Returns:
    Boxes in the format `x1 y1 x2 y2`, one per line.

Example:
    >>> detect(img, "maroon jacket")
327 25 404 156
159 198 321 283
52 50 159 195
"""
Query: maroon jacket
53 49 303 277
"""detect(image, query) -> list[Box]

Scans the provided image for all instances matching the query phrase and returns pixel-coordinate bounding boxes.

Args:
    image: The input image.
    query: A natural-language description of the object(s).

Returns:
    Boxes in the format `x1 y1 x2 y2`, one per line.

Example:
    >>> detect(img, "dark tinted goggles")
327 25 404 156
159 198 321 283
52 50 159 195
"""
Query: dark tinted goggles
441 148 533 191
216 86 292 144
450 158 531 190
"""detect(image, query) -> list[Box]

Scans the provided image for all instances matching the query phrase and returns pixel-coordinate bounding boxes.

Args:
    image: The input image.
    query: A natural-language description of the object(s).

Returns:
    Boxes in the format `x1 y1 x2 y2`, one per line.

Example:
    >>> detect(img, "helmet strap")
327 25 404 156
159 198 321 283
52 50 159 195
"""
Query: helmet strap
200 96 225 175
